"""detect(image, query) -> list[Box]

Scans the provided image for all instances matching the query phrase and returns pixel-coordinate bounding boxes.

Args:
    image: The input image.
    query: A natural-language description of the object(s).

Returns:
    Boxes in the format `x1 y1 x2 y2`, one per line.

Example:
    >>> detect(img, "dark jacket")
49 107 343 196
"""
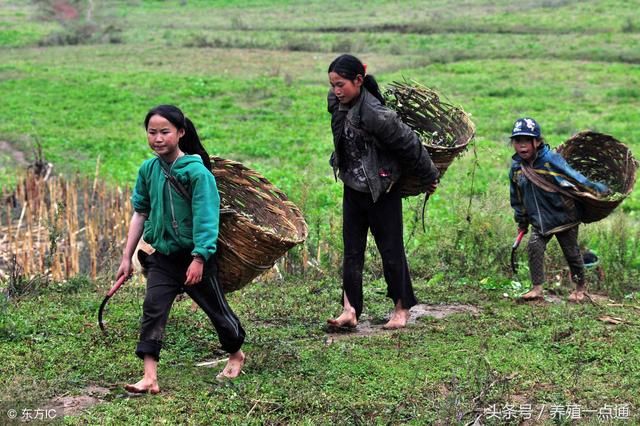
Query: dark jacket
328 89 439 202
509 144 609 235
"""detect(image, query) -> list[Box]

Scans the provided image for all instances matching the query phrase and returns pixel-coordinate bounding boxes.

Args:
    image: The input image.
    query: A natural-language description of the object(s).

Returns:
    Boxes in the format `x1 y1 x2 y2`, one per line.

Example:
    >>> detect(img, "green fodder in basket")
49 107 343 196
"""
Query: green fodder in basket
384 81 460 148
579 169 625 198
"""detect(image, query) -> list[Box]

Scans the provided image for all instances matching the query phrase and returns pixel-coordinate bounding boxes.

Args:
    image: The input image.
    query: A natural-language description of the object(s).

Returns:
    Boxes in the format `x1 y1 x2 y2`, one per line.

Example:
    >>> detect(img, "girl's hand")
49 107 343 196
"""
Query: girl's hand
185 258 204 286
425 181 439 195
116 259 133 281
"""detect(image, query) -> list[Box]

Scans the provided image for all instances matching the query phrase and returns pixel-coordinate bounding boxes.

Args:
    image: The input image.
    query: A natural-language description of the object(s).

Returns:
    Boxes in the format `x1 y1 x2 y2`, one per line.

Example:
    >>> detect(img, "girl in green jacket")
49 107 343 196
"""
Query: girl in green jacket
116 105 245 394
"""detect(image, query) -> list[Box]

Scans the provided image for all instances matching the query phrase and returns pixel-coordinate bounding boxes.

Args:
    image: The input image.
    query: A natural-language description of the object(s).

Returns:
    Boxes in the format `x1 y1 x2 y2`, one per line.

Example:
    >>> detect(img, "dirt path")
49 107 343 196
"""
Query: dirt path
0 140 29 168
325 303 480 342
44 385 111 417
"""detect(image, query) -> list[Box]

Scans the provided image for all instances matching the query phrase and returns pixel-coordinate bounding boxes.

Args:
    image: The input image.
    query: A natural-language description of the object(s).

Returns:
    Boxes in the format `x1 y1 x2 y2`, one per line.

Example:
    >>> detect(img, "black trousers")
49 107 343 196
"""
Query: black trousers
136 251 245 361
528 226 585 286
342 185 417 319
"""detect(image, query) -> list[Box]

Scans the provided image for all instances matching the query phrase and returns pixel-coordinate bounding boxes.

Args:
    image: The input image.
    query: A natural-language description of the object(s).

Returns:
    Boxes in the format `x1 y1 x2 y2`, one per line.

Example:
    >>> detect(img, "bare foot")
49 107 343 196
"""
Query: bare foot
382 308 409 330
327 309 357 328
217 350 245 380
124 378 160 395
568 290 586 303
521 285 544 301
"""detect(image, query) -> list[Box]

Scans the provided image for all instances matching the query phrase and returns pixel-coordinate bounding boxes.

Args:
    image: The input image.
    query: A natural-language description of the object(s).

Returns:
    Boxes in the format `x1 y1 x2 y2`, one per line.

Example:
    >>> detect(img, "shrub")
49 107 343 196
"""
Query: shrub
32 0 123 46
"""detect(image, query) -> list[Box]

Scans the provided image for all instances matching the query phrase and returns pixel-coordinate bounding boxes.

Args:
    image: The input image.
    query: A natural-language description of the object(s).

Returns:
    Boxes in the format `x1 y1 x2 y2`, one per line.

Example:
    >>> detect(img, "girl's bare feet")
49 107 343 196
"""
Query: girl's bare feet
125 355 160 394
382 301 409 330
327 294 358 328
217 350 245 380
521 285 544 301
327 309 357 328
568 284 587 303
124 378 160 394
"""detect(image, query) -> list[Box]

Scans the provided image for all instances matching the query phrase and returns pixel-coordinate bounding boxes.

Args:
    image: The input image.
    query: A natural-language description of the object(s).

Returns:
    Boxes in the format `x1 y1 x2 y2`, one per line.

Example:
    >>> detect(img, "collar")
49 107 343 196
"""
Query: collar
343 91 366 126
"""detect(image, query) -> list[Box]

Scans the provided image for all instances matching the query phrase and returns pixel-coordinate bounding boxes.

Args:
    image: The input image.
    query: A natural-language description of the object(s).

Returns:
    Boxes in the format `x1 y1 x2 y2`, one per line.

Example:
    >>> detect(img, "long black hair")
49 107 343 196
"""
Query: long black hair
144 105 213 172
328 54 385 106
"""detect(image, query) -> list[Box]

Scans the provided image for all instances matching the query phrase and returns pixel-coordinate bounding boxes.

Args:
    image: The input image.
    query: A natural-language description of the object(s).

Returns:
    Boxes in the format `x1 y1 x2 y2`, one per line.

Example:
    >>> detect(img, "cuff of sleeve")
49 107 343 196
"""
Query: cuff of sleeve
191 249 210 262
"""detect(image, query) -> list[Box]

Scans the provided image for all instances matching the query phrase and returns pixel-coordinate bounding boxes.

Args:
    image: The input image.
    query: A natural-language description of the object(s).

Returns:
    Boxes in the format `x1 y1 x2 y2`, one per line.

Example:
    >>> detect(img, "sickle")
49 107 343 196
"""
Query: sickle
421 179 440 232
511 230 526 275
421 193 430 233
98 274 130 334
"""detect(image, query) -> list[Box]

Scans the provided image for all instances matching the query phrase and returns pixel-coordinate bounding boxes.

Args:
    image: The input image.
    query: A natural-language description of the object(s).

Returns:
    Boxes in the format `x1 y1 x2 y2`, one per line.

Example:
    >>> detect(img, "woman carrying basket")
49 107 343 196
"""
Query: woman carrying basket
116 105 245 394
509 117 609 303
326 54 439 330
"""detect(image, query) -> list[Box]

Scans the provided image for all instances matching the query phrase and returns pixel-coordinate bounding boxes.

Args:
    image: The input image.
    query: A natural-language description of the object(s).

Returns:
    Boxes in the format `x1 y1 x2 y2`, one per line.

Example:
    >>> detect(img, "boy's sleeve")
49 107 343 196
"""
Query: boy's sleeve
190 170 220 261
131 164 151 215
509 168 528 228
365 104 440 184
550 153 610 194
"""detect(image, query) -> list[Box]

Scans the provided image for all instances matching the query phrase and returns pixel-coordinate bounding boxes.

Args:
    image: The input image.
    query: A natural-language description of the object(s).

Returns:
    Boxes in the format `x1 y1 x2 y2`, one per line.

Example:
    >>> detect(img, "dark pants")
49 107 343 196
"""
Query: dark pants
136 251 245 361
342 185 417 319
528 226 585 286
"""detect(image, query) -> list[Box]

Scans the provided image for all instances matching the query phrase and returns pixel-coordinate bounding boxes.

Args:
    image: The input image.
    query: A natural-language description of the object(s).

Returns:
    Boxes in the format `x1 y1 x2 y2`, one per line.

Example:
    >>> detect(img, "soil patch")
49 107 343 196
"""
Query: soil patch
326 303 480 342
45 385 110 417
517 292 611 306
408 303 480 321
0 140 29 167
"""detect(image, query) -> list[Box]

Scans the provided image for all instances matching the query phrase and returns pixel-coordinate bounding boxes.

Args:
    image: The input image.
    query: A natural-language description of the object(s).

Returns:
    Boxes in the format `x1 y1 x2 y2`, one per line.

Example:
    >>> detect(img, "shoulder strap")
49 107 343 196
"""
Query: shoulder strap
520 161 606 206
519 161 571 196
157 159 192 202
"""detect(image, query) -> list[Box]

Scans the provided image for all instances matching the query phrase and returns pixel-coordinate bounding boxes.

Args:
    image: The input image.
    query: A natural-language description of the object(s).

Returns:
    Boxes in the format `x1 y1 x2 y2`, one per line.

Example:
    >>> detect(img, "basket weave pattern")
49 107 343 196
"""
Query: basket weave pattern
211 156 308 292
385 81 476 197
556 131 637 223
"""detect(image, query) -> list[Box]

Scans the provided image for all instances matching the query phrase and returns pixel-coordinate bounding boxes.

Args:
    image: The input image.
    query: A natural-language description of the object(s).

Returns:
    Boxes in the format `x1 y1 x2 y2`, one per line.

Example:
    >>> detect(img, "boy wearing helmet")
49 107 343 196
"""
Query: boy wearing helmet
508 118 609 302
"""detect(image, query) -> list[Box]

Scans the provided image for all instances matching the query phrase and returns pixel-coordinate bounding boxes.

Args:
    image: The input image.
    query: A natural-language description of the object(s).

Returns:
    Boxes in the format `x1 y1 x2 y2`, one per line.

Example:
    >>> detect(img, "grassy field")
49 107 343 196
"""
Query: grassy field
1 0 639 424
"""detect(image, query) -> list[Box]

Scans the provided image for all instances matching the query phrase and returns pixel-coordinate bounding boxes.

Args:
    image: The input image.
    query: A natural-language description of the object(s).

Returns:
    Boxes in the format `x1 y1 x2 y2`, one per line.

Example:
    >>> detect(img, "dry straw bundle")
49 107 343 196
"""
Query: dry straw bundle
0 170 131 282
385 80 476 197
211 156 308 292
556 131 637 223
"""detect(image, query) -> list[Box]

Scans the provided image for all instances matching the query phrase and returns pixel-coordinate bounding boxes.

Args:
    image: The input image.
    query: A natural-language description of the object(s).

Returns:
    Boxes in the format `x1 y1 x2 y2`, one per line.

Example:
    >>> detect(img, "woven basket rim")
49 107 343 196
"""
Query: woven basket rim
211 156 308 243
386 79 477 148
557 130 638 196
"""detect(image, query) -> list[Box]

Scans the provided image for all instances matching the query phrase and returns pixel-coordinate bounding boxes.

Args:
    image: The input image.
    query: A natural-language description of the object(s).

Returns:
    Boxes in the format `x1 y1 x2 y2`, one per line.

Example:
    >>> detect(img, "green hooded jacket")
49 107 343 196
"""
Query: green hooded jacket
131 155 220 260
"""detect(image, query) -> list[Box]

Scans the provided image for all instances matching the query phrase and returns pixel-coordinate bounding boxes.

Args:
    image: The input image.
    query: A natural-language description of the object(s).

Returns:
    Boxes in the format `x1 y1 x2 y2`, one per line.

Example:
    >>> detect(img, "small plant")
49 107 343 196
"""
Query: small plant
622 17 637 33
3 255 42 298
283 36 320 52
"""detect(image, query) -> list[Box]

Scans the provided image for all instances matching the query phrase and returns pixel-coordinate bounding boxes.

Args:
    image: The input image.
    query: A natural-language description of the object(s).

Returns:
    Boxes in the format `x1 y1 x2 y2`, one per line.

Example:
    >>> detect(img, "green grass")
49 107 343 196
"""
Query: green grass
1 0 640 423
1 276 639 424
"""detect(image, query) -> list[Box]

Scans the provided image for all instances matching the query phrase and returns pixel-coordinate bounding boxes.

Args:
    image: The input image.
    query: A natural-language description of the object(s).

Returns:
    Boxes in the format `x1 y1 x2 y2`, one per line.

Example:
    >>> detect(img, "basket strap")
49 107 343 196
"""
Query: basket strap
519 162 574 198
158 160 192 202
520 161 601 202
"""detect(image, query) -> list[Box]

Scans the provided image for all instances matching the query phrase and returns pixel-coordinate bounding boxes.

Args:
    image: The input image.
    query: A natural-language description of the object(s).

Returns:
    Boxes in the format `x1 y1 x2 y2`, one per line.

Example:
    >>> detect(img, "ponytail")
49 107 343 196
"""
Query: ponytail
362 74 385 106
144 104 213 174
328 54 385 106
180 117 212 172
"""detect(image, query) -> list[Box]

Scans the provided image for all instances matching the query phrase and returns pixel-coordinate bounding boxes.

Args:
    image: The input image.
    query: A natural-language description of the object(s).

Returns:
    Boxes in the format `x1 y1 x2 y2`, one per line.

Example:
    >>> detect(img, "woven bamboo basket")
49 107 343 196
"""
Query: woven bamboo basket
556 131 637 223
211 156 308 292
385 80 476 197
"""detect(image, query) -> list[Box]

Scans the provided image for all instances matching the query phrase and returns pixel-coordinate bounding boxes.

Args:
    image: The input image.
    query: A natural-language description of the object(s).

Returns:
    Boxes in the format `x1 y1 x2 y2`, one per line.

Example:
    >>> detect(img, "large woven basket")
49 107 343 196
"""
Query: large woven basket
211 156 308 292
556 131 637 223
385 81 476 197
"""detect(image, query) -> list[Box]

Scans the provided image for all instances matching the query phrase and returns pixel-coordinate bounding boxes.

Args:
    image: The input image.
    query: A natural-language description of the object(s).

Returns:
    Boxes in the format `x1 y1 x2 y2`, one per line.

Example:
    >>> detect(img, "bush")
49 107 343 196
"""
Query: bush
32 0 123 46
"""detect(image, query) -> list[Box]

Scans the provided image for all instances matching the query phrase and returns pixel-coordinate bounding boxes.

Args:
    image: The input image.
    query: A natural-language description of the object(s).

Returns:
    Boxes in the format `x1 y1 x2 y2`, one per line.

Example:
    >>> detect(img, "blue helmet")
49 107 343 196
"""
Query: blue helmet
510 117 541 138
